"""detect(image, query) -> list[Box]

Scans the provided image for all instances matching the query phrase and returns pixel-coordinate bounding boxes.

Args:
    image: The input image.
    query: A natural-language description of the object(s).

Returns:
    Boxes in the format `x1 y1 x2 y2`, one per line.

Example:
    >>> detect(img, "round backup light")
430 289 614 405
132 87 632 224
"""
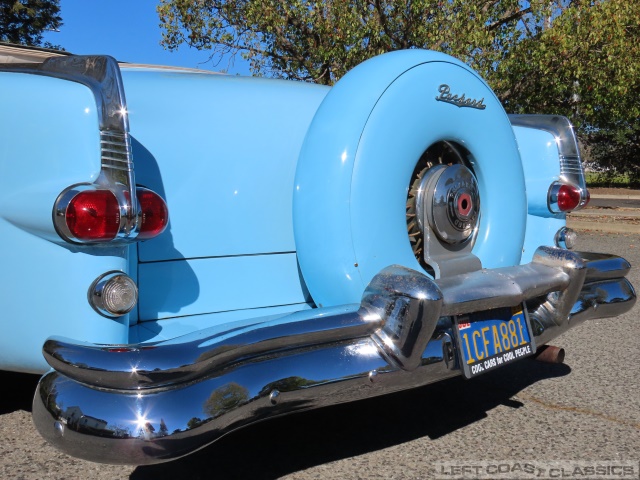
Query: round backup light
66 190 120 241
89 272 138 318
555 227 577 250
137 188 169 240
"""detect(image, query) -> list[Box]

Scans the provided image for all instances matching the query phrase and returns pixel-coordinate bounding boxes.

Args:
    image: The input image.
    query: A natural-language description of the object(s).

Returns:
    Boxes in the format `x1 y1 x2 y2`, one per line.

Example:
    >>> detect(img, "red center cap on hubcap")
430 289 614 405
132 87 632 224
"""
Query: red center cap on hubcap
457 192 472 217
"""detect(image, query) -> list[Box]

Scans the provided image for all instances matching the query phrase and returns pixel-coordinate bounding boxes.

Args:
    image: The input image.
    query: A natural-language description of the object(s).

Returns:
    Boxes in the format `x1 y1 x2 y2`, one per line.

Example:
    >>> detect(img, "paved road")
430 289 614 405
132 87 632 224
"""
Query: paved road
568 195 640 234
1 232 639 480
589 197 640 209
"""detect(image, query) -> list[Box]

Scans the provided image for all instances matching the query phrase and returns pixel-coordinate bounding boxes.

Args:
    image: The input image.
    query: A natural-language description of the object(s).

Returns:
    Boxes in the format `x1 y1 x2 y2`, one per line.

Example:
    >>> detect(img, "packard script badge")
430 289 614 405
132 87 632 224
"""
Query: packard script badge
435 84 486 110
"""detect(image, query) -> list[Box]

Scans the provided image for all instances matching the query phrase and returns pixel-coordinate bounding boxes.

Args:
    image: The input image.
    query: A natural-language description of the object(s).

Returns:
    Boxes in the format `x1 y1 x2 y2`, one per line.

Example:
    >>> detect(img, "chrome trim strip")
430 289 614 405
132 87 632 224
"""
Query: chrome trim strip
100 132 133 173
32 247 635 465
1 55 141 243
508 115 579 158
559 155 583 174
509 114 588 210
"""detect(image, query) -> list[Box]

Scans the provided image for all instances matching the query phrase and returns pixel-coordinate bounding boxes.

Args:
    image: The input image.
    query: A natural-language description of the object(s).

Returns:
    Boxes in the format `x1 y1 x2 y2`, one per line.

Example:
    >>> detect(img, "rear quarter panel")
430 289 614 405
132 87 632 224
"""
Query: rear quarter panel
511 125 566 263
0 73 130 373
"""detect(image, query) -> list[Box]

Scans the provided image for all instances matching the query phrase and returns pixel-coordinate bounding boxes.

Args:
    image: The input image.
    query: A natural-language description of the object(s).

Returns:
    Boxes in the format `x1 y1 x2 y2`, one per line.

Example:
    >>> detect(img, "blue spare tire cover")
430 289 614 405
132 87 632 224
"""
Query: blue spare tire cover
293 50 526 307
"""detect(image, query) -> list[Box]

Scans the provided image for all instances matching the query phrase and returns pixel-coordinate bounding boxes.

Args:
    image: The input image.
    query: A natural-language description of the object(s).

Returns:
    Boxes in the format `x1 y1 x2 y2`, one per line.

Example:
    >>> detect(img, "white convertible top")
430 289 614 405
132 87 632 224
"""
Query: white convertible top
0 42 222 75
0 42 67 63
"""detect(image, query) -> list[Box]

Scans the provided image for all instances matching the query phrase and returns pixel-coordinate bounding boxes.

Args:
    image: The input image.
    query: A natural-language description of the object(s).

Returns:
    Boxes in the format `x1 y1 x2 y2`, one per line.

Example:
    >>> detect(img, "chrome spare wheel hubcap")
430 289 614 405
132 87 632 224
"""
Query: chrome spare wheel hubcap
428 164 480 244
410 158 482 278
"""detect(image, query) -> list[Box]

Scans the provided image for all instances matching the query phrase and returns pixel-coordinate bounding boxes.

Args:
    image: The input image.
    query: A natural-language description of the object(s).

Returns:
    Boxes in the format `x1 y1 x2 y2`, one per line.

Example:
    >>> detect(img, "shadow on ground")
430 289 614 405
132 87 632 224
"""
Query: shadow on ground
0 371 40 415
132 359 570 480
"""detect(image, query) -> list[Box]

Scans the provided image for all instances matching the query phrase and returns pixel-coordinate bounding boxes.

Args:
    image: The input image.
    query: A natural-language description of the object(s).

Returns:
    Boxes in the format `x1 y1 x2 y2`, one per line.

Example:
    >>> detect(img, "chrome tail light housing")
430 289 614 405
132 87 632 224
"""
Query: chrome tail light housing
509 115 589 214
25 54 170 244
54 185 168 244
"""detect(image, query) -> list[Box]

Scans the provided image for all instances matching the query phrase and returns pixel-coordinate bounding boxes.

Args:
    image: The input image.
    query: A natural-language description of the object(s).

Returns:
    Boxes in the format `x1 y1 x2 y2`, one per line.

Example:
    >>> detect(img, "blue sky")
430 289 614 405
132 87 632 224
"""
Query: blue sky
42 0 251 75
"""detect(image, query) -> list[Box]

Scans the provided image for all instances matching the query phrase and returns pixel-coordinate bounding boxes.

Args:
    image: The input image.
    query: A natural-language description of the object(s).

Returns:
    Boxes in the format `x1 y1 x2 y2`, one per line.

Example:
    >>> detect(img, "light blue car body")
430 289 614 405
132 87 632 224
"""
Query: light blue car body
0 48 565 373
4 45 636 466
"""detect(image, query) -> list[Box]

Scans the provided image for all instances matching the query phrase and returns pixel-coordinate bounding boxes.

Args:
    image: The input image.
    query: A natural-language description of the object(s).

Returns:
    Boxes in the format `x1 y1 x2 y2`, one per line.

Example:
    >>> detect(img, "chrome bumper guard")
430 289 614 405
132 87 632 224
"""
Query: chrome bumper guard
32 247 635 465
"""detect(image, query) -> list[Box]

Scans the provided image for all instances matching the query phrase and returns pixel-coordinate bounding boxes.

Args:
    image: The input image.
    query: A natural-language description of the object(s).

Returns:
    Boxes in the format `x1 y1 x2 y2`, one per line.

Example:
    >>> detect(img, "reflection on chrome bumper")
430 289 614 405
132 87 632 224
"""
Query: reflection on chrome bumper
32 247 635 465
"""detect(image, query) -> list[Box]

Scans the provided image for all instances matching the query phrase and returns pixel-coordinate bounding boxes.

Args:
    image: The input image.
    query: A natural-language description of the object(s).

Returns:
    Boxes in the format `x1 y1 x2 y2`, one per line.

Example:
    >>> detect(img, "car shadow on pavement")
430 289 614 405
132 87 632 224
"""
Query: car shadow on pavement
132 359 571 480
0 371 40 415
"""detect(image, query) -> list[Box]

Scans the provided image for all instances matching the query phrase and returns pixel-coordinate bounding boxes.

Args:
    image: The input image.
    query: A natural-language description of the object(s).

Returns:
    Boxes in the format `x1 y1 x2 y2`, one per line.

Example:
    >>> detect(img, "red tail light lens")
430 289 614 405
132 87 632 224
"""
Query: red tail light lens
556 184 582 212
66 190 120 241
137 188 169 240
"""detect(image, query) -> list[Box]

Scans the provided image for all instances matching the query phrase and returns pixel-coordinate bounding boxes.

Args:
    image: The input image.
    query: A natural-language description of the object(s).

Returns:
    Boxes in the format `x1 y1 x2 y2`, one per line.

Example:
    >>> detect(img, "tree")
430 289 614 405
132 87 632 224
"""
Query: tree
203 382 249 418
0 0 62 47
158 0 551 84
186 417 205 429
158 0 639 176
491 0 640 182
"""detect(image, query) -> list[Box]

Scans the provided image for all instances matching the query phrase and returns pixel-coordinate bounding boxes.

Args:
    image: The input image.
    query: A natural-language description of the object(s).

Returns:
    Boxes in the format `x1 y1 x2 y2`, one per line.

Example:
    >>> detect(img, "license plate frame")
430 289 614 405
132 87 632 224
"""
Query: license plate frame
454 304 536 379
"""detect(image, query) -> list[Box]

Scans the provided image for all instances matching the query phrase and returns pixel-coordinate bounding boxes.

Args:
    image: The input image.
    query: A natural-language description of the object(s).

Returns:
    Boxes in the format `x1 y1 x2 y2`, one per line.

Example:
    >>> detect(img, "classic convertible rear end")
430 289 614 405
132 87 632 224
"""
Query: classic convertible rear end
0 43 634 464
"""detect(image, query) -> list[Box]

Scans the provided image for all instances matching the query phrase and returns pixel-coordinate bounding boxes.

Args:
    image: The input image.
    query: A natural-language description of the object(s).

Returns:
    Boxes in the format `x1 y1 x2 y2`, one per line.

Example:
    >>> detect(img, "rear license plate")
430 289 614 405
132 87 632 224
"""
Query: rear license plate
454 305 536 379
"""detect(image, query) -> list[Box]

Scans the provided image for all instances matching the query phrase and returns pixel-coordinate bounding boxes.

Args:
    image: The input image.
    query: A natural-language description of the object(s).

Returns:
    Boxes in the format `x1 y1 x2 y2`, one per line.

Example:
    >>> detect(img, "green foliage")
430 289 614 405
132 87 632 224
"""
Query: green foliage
203 382 249 418
158 0 545 84
493 0 640 178
586 171 637 189
0 0 62 46
158 0 639 173
186 416 204 429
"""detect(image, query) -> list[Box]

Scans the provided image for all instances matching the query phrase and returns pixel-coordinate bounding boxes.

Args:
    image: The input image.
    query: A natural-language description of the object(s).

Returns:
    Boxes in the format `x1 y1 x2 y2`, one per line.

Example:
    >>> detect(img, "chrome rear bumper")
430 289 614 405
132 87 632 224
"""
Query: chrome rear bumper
32 247 635 465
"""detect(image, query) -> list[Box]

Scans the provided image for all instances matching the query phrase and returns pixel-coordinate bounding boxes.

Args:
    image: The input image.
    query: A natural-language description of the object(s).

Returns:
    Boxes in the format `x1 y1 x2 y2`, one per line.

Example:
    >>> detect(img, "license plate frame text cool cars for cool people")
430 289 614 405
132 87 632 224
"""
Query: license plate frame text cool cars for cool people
455 305 535 379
